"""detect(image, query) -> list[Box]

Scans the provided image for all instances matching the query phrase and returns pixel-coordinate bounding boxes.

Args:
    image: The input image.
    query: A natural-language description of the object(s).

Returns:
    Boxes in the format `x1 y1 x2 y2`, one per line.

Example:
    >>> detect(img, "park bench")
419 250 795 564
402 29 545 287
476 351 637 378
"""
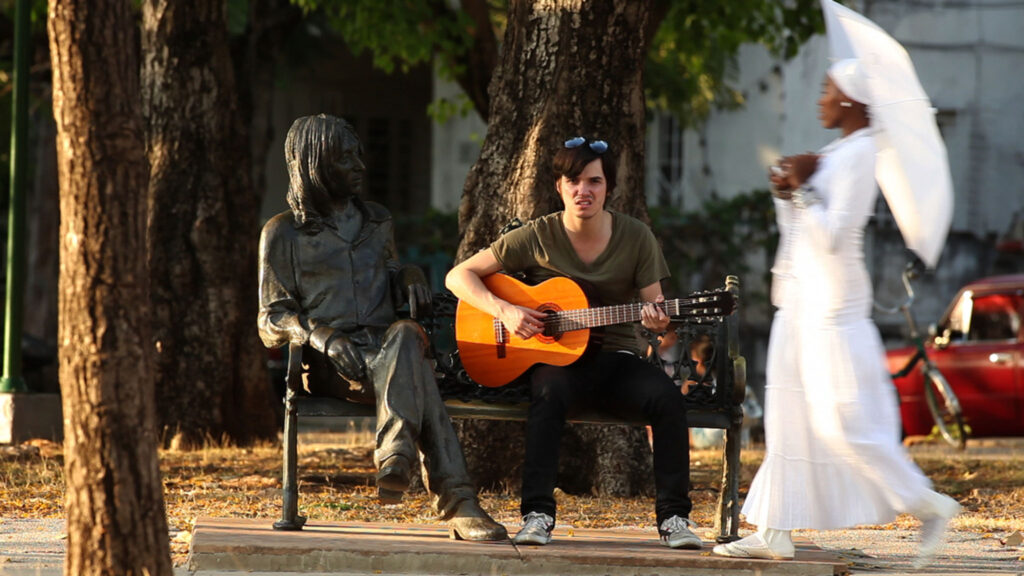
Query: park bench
272 276 746 543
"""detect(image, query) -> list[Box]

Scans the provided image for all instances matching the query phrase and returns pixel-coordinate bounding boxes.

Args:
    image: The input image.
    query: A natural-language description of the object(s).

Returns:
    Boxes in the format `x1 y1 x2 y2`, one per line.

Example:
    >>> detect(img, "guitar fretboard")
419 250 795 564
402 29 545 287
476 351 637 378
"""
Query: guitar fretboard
493 293 731 340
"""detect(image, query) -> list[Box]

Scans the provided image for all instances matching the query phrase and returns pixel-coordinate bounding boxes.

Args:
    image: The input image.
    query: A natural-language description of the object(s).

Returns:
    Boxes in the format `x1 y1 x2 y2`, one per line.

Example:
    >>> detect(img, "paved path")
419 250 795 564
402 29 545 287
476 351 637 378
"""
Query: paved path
188 516 843 576
3 516 1022 576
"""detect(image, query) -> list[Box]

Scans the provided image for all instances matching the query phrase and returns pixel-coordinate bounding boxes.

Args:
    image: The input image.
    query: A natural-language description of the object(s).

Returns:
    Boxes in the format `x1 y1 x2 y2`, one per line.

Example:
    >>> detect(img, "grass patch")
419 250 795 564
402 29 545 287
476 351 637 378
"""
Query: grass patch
4 433 1024 567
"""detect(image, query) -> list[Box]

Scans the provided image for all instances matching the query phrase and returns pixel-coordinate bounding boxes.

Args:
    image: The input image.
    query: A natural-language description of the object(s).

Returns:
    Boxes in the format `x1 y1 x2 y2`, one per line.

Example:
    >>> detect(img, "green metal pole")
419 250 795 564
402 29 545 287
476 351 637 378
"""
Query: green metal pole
1 0 30 393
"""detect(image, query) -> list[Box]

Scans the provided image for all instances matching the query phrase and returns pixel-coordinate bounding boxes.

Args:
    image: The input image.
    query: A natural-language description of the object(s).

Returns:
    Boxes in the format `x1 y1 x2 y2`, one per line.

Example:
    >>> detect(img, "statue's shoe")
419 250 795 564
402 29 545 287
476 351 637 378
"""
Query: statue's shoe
448 500 509 541
376 455 412 505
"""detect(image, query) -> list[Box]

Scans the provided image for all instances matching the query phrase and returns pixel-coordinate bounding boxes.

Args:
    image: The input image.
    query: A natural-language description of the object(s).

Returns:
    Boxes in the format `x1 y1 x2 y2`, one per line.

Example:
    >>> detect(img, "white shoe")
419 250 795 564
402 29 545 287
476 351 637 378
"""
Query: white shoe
512 511 554 546
914 492 961 568
659 515 702 549
712 532 794 560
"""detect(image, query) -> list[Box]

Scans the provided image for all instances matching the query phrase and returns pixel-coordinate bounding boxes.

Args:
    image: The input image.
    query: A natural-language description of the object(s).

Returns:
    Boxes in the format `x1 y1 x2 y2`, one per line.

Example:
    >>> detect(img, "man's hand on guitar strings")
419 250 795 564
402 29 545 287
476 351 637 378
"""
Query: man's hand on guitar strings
640 295 670 334
498 302 548 340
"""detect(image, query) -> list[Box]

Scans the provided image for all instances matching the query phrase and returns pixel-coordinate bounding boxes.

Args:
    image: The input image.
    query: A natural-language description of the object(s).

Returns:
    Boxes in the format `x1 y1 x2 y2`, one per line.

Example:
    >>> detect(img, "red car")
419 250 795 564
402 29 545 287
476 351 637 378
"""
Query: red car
887 275 1024 438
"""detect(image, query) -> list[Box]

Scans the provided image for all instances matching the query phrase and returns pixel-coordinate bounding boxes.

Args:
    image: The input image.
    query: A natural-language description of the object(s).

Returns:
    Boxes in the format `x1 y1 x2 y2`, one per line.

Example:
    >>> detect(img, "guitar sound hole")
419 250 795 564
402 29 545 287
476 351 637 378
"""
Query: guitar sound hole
535 304 562 344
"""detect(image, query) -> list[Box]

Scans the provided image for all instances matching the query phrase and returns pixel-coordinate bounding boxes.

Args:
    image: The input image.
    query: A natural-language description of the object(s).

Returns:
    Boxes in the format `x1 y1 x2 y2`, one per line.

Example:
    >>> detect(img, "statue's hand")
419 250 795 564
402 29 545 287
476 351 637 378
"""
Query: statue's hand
406 282 433 319
395 265 432 319
310 326 366 382
325 334 367 382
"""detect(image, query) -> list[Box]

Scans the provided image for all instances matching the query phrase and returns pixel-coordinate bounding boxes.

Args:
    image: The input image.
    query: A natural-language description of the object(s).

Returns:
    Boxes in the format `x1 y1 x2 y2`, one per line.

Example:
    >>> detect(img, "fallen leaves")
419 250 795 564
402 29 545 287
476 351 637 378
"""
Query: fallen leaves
4 437 1024 568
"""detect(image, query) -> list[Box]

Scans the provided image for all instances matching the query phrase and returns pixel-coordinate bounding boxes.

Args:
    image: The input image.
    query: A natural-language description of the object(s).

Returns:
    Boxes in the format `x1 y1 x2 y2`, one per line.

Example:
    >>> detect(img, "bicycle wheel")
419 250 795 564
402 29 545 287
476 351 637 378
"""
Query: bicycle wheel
922 365 967 450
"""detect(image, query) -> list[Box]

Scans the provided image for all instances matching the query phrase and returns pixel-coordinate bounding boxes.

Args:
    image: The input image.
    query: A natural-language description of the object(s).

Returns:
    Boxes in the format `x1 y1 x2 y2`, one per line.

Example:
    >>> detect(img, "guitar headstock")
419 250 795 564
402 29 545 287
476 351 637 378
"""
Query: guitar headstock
667 288 736 323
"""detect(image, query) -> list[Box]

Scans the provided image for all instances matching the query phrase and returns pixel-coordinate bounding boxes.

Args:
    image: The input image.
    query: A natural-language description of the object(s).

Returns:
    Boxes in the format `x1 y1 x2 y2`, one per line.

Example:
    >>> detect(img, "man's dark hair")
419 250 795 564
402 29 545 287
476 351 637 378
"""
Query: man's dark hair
551 138 616 195
284 114 361 233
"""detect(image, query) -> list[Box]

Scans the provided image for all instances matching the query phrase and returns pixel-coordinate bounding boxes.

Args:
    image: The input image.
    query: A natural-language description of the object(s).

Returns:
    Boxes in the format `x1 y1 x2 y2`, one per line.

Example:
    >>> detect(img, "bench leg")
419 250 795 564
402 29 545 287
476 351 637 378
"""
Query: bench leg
714 414 742 543
274 388 306 530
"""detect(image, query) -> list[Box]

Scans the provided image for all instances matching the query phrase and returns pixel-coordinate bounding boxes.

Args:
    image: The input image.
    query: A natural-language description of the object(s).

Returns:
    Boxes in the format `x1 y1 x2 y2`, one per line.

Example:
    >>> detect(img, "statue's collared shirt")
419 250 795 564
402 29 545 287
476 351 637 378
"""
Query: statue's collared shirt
258 200 400 349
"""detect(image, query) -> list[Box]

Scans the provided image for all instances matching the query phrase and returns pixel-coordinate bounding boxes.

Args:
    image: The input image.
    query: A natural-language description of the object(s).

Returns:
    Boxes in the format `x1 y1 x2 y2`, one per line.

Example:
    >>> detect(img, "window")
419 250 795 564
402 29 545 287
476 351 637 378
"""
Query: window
965 293 1022 342
655 115 684 209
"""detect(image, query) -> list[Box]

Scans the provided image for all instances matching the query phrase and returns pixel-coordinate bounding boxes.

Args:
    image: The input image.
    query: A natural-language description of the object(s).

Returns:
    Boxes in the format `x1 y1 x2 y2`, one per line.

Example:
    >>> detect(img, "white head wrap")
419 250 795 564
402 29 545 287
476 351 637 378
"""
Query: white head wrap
827 58 872 106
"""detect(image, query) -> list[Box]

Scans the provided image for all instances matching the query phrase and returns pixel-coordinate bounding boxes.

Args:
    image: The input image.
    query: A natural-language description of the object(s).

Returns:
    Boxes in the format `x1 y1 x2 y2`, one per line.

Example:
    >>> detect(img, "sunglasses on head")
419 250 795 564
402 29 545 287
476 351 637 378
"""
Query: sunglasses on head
564 136 608 154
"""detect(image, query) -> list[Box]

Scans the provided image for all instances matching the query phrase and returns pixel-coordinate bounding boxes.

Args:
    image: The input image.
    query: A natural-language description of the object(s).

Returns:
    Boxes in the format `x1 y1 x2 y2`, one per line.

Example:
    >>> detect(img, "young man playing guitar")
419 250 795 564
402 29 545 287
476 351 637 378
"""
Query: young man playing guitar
445 136 702 549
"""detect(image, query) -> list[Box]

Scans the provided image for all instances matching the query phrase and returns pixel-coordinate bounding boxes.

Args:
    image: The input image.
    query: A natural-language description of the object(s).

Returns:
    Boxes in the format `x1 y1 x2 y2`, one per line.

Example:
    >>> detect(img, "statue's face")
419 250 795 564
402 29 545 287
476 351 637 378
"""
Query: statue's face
329 134 366 201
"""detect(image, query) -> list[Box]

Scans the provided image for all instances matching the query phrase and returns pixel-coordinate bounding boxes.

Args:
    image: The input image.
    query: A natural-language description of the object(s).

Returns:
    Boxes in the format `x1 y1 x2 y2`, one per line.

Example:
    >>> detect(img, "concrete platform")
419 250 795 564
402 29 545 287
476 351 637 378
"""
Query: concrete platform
0 393 62 445
188 517 849 575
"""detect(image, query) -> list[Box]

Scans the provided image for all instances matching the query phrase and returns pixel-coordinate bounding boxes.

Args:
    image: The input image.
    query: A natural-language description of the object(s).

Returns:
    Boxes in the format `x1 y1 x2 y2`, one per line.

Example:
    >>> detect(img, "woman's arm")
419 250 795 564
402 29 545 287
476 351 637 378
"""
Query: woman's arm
798 148 877 252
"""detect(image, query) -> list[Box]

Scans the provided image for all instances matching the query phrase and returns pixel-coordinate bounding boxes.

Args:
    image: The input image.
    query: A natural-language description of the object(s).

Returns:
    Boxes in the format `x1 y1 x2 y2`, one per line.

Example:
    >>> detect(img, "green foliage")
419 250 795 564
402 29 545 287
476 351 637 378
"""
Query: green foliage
393 209 460 291
292 0 824 126
426 93 476 125
227 0 250 36
0 0 48 27
291 0 475 79
393 208 460 256
646 0 824 125
389 193 779 301
0 0 48 205
650 190 778 300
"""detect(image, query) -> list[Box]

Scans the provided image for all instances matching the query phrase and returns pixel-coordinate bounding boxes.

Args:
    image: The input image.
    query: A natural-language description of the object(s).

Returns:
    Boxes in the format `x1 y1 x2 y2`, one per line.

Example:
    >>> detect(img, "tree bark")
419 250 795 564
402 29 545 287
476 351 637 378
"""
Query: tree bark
454 0 499 120
457 0 651 262
48 0 172 574
141 0 276 447
233 0 302 223
455 0 655 496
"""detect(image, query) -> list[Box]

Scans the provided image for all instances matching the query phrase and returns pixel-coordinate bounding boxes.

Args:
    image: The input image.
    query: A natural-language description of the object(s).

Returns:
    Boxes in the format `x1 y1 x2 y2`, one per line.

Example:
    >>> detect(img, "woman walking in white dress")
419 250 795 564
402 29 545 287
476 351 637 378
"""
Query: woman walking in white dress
712 58 960 568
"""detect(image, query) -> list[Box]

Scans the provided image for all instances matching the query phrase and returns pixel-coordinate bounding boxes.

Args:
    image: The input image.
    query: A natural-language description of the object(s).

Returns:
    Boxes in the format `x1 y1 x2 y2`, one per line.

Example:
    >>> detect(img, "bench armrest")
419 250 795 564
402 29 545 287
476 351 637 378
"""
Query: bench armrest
286 342 304 393
725 275 746 405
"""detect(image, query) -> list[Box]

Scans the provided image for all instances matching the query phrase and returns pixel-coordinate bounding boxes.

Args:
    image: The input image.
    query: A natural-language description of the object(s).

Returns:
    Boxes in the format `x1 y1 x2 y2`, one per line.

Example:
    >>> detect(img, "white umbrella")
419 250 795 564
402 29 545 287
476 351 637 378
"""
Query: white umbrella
820 0 954 269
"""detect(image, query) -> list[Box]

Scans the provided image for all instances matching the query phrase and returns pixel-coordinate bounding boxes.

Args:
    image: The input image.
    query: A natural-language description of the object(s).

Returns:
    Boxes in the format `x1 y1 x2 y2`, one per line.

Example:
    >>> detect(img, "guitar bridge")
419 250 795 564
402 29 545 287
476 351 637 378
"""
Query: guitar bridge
493 319 507 358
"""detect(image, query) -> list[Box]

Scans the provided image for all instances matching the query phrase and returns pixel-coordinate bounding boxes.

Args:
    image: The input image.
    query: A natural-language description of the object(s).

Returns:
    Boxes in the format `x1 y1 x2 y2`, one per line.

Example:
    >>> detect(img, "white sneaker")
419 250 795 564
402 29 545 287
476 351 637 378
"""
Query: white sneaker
712 532 795 560
914 492 961 568
512 511 554 546
659 515 702 549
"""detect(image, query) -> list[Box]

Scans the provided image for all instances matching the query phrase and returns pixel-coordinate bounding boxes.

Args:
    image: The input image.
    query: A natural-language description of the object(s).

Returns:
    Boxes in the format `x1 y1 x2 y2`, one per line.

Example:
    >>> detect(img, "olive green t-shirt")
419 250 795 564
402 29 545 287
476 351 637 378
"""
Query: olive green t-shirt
489 211 670 355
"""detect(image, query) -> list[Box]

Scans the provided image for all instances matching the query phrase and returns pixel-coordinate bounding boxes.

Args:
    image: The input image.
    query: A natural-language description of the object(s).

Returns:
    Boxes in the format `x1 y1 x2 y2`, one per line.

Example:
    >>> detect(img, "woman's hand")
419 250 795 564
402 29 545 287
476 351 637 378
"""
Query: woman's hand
782 153 820 189
641 295 670 334
497 303 549 340
769 163 793 196
769 154 820 197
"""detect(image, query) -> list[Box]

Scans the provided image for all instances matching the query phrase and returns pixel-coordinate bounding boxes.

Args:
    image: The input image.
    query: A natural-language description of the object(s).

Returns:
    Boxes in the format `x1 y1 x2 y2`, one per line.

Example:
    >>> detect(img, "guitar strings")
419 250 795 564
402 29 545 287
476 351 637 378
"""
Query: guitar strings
491 292 732 337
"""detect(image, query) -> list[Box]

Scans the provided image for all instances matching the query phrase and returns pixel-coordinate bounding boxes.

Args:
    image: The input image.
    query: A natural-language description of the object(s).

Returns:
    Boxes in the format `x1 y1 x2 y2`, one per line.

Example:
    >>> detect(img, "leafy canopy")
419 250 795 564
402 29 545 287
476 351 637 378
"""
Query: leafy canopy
290 0 823 125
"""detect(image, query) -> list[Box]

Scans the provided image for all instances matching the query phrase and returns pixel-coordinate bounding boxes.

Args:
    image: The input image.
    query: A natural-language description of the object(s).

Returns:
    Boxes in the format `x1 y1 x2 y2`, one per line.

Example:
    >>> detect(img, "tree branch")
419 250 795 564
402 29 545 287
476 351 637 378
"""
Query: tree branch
454 0 498 121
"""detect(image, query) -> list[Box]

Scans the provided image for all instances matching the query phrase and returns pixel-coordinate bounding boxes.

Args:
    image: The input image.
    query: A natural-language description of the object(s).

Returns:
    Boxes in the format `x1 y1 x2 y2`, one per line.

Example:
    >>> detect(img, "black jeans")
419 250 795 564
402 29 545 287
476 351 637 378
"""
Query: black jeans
520 351 693 528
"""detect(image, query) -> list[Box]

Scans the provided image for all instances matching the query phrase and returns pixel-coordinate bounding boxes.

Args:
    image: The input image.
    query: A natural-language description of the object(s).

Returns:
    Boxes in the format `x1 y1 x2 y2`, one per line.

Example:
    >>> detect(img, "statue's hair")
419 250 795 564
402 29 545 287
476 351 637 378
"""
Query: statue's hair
284 114 361 233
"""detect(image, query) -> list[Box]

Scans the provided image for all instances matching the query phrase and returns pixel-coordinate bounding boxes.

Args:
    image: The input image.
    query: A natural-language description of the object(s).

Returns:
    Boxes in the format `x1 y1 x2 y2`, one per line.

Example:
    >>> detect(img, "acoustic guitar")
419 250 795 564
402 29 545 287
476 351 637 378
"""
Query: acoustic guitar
455 273 735 388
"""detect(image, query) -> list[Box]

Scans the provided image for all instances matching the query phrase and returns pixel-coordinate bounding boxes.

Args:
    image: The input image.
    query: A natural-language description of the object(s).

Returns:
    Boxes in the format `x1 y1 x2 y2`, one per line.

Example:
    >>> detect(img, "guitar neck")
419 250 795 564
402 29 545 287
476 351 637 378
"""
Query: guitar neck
546 296 720 333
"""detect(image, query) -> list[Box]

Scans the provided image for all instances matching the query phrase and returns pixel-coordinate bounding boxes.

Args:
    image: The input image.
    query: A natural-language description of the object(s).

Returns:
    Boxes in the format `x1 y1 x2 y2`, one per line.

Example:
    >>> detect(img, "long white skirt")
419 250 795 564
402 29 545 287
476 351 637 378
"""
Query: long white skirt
741 311 934 530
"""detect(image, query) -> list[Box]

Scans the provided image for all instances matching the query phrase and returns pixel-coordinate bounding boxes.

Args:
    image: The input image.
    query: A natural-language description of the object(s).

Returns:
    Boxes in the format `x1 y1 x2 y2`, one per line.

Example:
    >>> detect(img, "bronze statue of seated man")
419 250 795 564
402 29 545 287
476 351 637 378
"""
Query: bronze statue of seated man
257 113 506 541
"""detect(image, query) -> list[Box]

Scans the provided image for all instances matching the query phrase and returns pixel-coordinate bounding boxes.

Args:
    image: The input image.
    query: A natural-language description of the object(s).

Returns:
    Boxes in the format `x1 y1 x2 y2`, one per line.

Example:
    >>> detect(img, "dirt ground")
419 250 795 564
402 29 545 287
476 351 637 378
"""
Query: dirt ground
2 426 1024 570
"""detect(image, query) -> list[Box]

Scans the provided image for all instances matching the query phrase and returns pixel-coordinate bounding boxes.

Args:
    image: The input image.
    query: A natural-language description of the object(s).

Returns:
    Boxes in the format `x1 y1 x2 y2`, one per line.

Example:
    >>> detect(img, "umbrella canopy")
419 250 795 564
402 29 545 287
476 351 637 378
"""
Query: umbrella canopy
820 0 954 269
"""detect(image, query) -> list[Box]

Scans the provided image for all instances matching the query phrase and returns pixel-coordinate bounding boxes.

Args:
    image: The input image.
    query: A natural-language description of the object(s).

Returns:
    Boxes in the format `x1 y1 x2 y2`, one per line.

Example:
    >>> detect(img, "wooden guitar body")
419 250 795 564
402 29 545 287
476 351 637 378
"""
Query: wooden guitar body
455 273 734 388
455 275 592 388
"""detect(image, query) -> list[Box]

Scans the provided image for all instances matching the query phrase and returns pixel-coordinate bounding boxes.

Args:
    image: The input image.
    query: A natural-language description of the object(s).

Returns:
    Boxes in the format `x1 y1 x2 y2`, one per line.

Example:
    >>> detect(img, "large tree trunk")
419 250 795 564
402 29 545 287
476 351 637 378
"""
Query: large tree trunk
455 0 654 496
141 0 276 447
233 0 302 220
48 1 173 574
